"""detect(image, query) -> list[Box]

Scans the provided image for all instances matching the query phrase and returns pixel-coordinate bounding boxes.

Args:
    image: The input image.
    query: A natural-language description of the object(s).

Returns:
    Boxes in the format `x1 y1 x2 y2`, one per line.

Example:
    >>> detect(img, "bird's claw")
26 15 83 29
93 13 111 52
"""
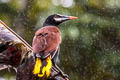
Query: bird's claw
63 74 69 80
59 72 69 80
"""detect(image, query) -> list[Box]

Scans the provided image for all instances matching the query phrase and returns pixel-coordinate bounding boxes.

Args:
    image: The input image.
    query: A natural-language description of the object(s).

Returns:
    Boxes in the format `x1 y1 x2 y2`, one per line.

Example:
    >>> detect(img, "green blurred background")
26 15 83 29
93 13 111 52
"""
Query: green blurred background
1 0 120 80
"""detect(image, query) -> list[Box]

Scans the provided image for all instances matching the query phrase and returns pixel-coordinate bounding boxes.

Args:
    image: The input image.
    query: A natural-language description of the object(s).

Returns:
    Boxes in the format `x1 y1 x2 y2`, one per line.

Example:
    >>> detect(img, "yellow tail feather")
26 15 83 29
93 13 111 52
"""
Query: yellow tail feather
33 57 52 78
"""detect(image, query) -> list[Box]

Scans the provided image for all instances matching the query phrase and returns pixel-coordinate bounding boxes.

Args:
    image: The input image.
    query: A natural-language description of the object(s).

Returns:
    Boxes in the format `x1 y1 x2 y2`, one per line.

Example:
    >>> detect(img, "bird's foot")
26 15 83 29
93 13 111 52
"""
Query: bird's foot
59 72 69 80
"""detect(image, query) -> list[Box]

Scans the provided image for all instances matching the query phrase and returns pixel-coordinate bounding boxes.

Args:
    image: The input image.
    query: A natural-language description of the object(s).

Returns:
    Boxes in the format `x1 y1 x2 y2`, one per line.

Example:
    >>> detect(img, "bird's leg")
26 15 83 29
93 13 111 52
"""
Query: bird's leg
52 47 69 79
52 61 69 79
13 67 17 73
51 66 69 80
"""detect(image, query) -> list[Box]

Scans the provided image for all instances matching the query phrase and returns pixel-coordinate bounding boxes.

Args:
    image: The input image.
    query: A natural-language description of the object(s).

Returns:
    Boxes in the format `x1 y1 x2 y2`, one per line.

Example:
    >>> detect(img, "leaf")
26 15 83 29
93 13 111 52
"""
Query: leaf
0 20 32 68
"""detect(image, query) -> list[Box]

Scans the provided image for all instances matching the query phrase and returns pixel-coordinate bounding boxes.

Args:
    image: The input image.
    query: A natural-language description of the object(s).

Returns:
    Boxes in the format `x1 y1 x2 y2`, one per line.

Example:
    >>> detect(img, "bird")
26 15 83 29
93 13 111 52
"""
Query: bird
32 14 78 79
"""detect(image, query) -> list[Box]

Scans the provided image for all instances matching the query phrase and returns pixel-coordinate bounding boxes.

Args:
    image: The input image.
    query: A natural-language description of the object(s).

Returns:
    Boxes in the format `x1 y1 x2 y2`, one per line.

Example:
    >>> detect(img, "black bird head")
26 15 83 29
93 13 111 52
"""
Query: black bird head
43 14 78 26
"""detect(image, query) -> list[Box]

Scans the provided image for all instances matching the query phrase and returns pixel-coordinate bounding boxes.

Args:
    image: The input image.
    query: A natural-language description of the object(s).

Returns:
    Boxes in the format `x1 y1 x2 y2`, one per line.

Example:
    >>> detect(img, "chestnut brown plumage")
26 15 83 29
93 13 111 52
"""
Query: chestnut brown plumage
32 14 78 78
32 26 61 59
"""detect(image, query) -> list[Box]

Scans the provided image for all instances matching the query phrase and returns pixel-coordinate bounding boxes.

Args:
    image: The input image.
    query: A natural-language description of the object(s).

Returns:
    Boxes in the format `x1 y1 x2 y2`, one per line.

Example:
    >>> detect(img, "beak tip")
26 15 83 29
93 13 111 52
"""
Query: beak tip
69 16 78 20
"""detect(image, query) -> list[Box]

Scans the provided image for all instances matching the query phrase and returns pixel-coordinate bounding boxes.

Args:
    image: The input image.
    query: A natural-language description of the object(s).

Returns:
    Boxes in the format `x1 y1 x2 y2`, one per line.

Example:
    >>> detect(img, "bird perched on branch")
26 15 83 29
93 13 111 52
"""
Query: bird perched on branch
32 14 78 79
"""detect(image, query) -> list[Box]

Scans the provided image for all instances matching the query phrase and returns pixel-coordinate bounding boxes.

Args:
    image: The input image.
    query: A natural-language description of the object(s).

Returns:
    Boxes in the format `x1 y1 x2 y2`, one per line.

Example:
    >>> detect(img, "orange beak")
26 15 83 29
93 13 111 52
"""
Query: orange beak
69 16 78 20
56 15 78 22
